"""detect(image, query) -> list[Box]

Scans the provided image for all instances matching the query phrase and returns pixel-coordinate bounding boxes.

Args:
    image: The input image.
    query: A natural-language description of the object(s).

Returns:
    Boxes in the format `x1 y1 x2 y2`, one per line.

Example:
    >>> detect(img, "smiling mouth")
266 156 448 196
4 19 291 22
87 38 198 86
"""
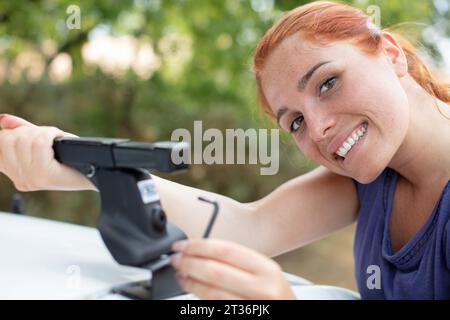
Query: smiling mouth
333 122 369 162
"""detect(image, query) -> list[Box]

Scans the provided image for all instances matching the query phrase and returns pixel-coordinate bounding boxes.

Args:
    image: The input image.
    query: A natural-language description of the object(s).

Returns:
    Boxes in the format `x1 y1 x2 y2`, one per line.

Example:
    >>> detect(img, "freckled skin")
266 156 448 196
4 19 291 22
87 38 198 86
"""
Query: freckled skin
260 33 410 183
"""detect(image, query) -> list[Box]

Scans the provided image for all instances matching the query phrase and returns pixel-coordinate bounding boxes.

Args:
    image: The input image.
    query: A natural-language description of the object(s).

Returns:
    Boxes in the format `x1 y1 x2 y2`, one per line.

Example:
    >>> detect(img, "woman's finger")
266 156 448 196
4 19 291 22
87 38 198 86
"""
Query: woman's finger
62 132 79 138
177 274 243 300
0 125 96 191
0 130 20 185
172 238 278 274
15 127 34 170
172 254 260 298
0 114 37 130
32 127 65 172
33 127 96 190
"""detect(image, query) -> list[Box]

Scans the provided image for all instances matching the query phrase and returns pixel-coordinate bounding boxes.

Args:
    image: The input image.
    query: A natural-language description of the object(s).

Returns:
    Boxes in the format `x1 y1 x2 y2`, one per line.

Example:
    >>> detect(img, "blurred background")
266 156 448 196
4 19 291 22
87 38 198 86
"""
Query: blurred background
0 0 449 291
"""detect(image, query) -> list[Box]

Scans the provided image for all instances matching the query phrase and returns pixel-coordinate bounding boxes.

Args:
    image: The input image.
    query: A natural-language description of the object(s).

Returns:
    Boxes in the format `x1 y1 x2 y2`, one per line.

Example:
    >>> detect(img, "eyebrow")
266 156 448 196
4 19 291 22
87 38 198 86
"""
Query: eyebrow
276 60 332 126
297 60 332 91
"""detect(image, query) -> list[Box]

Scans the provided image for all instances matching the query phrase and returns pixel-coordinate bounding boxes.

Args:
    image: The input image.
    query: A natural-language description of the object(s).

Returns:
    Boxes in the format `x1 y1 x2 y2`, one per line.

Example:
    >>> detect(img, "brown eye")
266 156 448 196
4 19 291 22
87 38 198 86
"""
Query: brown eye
290 116 304 133
320 76 337 95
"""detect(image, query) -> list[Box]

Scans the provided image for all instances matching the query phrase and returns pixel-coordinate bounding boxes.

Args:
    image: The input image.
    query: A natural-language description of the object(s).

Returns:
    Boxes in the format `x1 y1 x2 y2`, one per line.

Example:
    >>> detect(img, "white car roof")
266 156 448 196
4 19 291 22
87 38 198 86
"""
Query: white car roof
0 212 151 299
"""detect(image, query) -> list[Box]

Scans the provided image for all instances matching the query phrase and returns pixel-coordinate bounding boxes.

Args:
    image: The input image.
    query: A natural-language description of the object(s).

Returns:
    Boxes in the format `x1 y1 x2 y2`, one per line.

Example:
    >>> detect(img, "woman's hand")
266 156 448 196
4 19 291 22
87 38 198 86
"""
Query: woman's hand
0 114 96 191
170 238 296 300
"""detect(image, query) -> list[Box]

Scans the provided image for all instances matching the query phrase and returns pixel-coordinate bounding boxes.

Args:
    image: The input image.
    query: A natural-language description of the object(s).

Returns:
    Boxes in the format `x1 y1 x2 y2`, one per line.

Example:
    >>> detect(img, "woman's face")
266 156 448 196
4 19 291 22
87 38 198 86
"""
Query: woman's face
260 33 410 183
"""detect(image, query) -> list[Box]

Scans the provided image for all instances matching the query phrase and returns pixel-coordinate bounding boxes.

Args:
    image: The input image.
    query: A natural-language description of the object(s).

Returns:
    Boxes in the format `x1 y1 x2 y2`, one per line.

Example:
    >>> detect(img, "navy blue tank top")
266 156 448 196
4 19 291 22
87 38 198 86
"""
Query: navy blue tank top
352 167 450 299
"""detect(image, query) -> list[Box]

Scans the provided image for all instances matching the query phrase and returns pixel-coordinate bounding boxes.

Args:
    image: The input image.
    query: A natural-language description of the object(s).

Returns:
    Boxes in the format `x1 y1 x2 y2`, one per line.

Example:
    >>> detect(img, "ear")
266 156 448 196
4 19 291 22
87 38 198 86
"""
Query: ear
380 31 408 78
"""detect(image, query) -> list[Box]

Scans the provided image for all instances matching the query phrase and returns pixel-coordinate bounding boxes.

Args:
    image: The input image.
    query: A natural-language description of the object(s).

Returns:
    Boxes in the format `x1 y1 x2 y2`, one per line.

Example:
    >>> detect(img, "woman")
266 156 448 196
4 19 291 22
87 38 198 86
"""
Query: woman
1 1 450 299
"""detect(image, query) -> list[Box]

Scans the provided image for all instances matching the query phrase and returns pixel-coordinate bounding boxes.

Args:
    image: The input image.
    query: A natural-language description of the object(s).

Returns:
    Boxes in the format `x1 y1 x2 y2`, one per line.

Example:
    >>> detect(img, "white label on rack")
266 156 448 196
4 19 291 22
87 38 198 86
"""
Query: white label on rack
137 180 160 204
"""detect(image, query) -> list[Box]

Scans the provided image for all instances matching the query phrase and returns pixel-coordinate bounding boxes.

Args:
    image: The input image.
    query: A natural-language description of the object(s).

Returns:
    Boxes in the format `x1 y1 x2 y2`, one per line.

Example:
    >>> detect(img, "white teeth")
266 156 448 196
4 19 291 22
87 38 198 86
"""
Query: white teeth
343 142 351 151
335 123 367 158
337 147 347 157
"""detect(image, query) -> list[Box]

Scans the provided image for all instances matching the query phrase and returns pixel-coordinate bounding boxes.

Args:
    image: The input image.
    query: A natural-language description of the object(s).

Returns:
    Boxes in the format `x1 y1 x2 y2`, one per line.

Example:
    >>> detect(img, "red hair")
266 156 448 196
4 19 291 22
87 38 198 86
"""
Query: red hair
254 1 450 117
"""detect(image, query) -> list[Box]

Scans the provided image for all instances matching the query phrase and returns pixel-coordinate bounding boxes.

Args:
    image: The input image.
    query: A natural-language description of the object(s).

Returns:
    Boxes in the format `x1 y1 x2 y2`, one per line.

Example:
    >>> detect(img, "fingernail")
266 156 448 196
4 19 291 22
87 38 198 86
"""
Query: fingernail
171 253 182 268
63 132 79 138
0 114 7 129
172 240 187 252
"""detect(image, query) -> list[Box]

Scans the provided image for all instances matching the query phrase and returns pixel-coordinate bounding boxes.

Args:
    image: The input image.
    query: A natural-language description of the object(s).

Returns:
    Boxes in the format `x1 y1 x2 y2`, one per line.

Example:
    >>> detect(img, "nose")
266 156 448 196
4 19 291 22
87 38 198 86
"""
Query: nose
305 111 335 143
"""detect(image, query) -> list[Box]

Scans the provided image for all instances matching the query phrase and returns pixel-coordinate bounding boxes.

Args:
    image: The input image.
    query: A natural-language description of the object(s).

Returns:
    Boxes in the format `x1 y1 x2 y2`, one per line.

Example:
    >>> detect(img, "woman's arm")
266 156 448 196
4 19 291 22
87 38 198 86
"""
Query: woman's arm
153 164 359 257
248 165 359 257
0 115 359 257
